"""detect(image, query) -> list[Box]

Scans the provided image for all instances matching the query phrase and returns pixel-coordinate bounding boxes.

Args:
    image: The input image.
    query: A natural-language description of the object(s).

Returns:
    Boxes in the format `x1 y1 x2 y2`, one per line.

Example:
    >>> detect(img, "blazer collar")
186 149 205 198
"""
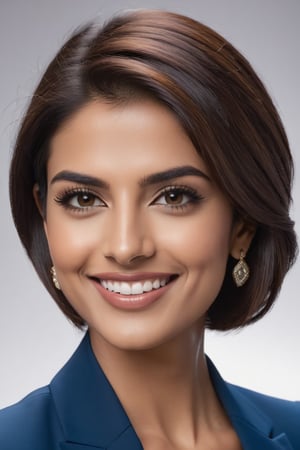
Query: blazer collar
207 357 293 450
51 333 292 449
51 333 142 449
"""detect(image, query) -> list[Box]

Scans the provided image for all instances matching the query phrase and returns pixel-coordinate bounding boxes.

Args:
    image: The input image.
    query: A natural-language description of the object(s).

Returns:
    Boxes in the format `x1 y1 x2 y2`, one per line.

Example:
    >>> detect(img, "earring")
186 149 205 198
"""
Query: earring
233 250 250 287
50 266 61 290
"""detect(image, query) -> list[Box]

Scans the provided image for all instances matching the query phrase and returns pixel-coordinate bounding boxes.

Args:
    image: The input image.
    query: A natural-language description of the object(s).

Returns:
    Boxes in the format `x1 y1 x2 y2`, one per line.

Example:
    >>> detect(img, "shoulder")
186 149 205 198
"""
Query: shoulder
231 384 300 422
230 384 300 443
0 386 62 450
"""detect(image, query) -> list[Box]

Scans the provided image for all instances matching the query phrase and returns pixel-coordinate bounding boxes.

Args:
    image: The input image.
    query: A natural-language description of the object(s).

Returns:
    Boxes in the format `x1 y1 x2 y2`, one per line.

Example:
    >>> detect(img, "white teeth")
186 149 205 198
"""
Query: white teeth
143 281 153 292
114 282 120 293
119 282 131 295
100 277 171 295
107 281 114 291
131 282 143 295
153 279 160 289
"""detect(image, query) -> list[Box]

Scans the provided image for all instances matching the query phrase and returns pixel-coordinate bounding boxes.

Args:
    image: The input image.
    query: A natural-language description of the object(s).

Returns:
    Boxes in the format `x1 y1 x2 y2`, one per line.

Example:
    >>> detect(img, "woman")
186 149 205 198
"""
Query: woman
0 9 298 450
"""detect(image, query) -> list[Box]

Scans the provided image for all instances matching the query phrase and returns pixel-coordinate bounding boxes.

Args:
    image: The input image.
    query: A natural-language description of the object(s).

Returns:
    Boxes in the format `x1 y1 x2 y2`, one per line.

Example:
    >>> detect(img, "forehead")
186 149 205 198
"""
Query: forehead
48 99 207 177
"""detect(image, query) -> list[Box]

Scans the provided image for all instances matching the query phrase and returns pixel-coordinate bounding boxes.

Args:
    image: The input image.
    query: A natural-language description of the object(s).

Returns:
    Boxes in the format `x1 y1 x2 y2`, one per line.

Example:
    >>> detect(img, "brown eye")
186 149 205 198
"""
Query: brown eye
154 186 202 208
68 192 104 209
76 193 96 207
164 191 184 205
55 188 105 211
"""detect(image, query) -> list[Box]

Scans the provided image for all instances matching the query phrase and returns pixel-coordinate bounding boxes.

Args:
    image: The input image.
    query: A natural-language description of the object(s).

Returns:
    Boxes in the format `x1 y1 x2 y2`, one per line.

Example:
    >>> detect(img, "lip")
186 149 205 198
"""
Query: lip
90 273 177 310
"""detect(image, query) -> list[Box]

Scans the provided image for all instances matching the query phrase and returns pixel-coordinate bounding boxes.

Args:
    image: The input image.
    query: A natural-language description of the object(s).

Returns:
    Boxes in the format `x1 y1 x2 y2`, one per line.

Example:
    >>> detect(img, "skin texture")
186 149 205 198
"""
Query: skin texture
37 99 253 449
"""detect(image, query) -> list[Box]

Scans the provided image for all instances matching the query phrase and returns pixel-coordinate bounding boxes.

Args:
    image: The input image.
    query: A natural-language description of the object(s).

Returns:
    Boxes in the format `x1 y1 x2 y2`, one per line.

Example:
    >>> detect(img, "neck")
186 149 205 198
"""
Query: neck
90 326 229 447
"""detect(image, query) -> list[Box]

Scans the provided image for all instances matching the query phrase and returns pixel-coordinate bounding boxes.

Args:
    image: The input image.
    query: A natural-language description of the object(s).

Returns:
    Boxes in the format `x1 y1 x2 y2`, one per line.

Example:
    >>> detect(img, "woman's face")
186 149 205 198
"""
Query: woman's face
42 99 249 350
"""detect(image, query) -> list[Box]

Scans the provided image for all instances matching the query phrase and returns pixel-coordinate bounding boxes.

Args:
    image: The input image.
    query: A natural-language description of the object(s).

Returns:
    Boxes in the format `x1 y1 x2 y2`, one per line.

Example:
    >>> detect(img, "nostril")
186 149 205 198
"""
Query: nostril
128 253 149 263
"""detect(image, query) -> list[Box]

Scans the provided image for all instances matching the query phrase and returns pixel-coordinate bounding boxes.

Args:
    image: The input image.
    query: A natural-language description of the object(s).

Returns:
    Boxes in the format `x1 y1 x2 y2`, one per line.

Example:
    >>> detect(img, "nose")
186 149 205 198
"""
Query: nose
102 201 155 266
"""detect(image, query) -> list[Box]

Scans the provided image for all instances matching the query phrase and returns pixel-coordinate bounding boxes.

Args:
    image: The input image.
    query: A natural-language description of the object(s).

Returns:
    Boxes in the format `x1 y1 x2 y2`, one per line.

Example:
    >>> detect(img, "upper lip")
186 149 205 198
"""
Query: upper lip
89 272 177 282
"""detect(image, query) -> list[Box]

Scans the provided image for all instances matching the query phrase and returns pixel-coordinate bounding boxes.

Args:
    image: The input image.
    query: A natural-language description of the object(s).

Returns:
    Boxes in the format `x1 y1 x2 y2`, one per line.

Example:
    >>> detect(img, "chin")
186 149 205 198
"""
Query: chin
89 321 176 353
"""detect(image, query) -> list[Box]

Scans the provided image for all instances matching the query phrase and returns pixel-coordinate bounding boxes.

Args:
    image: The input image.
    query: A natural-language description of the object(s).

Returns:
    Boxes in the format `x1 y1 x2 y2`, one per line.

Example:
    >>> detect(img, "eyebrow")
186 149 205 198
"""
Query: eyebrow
50 171 109 189
141 165 210 186
50 165 210 188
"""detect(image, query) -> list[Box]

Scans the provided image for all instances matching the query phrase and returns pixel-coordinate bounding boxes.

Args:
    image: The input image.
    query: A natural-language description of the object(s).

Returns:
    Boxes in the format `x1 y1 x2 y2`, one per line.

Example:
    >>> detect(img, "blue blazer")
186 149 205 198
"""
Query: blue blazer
0 333 299 449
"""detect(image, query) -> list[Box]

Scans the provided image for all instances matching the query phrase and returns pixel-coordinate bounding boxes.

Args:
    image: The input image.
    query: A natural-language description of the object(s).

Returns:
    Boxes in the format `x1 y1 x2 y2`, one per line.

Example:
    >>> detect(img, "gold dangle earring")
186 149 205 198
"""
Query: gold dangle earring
50 266 61 290
232 250 250 287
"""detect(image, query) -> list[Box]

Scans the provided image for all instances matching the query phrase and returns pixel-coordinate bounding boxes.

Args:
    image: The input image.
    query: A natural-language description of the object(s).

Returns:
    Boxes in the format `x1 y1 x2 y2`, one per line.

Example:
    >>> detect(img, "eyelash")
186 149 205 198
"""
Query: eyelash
153 185 203 210
54 185 204 213
54 187 104 212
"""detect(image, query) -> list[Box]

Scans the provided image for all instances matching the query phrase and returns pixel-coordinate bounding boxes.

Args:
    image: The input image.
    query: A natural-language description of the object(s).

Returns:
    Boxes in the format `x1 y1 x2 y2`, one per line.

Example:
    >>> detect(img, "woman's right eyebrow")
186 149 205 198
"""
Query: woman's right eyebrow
50 171 109 189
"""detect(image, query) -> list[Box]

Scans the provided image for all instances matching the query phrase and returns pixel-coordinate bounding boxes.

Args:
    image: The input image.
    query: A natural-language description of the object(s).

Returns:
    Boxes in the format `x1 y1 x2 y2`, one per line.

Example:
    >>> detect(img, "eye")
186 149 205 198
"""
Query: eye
153 186 203 208
69 192 103 208
156 190 188 206
55 188 105 211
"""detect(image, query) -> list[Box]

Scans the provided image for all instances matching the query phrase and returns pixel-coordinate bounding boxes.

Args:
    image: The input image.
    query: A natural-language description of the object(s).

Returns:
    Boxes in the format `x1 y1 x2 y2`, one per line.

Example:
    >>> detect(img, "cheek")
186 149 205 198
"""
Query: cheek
44 211 101 270
154 205 233 269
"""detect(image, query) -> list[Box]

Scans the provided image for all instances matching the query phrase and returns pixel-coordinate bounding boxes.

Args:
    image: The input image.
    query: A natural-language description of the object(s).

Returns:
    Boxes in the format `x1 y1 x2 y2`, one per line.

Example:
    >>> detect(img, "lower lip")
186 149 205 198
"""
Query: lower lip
91 279 175 310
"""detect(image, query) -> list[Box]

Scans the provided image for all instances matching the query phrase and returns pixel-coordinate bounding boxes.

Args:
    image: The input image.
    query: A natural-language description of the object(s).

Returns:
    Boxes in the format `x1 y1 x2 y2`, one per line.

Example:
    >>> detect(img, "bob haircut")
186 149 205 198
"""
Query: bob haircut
9 10 297 330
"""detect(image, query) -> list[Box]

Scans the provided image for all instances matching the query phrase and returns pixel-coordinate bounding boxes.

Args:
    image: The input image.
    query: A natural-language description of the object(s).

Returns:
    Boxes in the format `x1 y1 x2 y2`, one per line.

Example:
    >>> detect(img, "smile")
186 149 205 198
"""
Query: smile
90 273 178 310
100 278 170 295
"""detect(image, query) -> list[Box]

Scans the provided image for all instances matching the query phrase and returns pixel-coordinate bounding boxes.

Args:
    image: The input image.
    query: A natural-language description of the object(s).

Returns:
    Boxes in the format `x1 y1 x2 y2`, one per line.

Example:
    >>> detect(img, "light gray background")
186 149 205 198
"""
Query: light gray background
0 0 299 408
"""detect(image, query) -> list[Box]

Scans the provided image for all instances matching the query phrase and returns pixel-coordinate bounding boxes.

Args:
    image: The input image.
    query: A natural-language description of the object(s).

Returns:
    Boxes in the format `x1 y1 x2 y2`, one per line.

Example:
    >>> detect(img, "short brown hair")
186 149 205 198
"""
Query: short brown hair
9 10 297 330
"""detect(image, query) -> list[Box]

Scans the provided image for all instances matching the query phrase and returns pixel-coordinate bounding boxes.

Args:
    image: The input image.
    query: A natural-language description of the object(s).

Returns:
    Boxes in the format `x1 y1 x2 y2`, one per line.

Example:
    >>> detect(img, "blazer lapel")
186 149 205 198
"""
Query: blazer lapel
59 425 143 450
207 357 294 449
59 426 142 450
50 333 142 449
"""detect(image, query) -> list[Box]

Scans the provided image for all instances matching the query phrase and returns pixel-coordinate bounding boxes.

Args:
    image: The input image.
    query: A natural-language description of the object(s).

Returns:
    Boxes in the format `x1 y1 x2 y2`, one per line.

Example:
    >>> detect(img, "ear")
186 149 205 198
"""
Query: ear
33 183 44 215
230 218 256 259
33 183 49 238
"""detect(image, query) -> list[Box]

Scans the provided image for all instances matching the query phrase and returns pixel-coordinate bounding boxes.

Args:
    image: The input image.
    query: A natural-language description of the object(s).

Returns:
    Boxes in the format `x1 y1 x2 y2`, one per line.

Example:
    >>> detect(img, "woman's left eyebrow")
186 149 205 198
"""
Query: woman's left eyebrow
140 165 210 186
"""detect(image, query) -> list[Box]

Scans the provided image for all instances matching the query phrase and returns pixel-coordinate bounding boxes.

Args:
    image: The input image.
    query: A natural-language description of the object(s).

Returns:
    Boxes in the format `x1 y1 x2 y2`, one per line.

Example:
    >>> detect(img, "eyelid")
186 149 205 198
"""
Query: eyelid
151 184 204 207
54 186 106 211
